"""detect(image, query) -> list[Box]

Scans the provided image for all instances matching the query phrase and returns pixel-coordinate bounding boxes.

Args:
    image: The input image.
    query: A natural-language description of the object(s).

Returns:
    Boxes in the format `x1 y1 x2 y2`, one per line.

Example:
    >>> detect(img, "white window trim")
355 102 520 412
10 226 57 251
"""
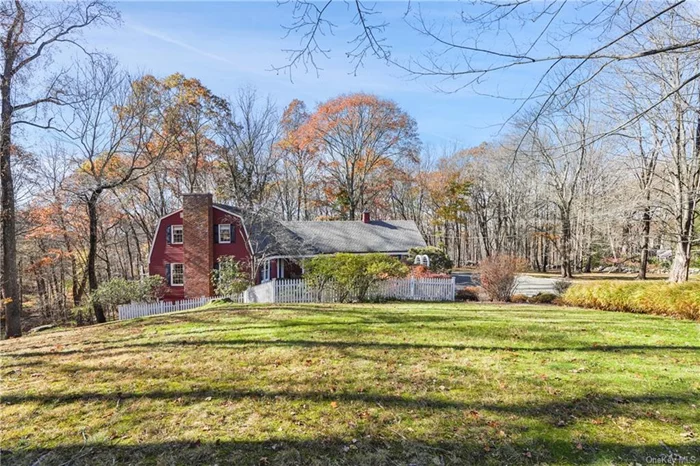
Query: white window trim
262 260 271 282
171 225 183 245
277 260 284 279
218 224 231 244
171 263 184 287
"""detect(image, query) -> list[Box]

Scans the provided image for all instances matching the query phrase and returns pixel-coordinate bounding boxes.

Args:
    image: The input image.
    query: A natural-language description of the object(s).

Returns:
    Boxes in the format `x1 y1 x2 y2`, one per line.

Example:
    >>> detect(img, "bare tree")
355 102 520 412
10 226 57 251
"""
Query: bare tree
216 87 281 210
279 1 700 133
610 10 700 282
0 0 118 337
522 92 603 278
60 58 169 322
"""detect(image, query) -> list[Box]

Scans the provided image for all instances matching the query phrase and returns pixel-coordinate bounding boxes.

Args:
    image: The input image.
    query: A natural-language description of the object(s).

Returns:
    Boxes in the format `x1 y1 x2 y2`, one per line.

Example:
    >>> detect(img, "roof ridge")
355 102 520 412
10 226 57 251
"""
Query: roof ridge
281 219 411 223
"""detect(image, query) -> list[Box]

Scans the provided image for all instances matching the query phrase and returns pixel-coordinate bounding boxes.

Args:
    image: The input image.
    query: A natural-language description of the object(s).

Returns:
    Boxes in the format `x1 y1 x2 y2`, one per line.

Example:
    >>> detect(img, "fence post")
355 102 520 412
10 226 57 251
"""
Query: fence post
451 277 456 301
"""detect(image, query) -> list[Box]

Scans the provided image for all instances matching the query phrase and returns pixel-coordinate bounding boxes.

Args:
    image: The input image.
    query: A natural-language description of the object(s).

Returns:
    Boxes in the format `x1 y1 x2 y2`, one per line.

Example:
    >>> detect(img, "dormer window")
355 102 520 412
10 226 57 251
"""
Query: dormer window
218 224 231 243
171 225 183 244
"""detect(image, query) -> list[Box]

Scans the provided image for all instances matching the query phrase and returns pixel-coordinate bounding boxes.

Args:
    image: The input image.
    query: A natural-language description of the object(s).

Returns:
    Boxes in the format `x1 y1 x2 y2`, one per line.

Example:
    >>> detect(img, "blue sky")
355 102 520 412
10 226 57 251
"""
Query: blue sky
71 2 558 148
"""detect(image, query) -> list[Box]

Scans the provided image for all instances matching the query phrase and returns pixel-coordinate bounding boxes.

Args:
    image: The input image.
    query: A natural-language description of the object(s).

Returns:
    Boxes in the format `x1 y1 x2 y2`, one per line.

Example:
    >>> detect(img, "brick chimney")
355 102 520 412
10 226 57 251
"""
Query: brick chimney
183 193 214 298
362 211 371 224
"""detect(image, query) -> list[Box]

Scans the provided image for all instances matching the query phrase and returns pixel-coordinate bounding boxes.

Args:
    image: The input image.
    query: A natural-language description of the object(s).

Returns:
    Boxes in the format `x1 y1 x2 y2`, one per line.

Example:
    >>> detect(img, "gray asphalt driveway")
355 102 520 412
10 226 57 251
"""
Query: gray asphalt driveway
452 272 559 297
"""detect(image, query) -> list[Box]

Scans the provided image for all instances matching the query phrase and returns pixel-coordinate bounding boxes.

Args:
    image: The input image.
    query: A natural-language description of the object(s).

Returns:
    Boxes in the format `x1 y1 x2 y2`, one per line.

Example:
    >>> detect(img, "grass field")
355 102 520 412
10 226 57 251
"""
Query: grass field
1 303 698 465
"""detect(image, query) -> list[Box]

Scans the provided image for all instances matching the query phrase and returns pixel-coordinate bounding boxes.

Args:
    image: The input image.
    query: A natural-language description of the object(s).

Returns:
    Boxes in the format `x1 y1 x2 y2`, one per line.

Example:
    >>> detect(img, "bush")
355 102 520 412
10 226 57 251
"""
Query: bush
528 292 558 304
510 294 529 303
408 246 453 273
553 279 572 295
477 255 527 302
91 275 165 319
456 287 481 302
71 305 94 327
410 265 451 279
562 281 700 320
212 256 251 296
304 253 409 302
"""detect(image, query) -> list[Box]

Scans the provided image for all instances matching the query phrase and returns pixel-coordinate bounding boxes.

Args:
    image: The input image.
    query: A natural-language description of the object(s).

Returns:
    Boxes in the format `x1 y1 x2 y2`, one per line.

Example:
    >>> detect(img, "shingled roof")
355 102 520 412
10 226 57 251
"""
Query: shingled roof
280 220 426 255
213 203 426 256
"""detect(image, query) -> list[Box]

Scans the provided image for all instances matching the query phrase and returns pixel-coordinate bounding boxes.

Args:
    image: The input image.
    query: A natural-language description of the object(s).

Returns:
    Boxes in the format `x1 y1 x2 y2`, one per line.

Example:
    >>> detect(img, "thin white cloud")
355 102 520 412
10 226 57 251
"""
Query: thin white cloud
127 23 238 66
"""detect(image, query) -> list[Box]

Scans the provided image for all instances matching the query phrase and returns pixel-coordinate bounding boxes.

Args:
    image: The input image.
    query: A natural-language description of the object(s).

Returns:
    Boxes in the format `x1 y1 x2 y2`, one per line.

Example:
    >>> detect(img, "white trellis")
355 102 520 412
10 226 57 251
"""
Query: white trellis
413 254 431 268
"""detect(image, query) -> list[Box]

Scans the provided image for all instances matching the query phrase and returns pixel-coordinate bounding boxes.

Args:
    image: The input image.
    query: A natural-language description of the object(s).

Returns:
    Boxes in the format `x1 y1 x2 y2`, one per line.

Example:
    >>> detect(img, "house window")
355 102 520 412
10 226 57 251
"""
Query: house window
277 260 284 279
218 224 231 243
261 260 271 282
171 225 183 244
171 263 184 286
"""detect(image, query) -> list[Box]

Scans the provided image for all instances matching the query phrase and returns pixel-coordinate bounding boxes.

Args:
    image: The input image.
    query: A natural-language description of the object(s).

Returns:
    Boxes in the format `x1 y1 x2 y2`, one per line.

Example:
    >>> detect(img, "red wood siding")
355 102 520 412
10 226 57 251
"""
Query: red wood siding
148 207 253 301
213 208 252 270
148 211 185 301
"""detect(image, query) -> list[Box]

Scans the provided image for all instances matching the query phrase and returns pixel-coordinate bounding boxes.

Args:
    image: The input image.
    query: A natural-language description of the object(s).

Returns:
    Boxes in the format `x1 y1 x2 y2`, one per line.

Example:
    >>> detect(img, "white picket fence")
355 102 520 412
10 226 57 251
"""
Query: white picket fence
272 277 455 304
118 293 244 320
117 277 455 320
371 277 456 302
274 279 340 303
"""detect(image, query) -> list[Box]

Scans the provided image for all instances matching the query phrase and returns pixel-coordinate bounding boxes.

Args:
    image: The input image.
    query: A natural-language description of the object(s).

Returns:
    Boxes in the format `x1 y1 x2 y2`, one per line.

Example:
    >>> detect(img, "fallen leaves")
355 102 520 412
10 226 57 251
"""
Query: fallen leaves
681 425 695 439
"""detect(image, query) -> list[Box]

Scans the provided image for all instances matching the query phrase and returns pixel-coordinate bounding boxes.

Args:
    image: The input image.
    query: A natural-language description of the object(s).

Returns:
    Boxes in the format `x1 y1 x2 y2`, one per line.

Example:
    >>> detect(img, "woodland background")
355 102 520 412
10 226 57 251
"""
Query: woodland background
1 0 699 334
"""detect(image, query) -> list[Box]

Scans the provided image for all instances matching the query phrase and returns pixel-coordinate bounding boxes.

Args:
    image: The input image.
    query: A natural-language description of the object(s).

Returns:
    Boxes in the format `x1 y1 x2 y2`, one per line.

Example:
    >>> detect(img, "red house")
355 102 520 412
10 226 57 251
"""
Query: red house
148 193 426 300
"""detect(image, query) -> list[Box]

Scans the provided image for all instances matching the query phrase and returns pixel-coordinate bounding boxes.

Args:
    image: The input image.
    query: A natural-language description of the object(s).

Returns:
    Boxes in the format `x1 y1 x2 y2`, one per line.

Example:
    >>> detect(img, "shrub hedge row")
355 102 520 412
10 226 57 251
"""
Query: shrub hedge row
561 281 700 320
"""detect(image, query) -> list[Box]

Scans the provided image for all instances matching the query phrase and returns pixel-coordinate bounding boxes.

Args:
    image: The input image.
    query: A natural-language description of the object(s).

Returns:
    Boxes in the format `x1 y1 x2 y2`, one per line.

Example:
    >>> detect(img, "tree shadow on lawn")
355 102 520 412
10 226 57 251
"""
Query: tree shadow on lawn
6 431 697 466
5 337 699 359
77 320 358 348
3 386 694 424
139 338 700 355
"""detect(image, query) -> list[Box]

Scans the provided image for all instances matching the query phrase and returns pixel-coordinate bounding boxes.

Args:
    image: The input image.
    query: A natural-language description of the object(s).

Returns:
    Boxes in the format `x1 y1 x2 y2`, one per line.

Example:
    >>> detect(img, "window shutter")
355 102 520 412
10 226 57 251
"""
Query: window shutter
230 224 235 243
213 225 219 244
166 226 172 245
165 263 171 285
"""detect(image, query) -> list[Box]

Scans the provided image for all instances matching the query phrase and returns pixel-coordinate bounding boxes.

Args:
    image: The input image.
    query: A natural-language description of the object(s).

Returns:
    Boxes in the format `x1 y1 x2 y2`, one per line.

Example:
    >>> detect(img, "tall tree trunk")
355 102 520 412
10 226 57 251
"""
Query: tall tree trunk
129 222 144 275
669 105 699 282
125 229 134 279
668 237 690 282
1 73 21 338
560 210 573 278
669 198 694 282
87 190 106 323
638 205 652 280
68 245 80 305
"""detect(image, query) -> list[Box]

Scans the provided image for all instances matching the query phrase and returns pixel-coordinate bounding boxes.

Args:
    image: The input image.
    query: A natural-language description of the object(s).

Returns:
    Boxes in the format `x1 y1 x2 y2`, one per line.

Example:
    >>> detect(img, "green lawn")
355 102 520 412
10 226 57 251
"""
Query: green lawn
1 303 698 465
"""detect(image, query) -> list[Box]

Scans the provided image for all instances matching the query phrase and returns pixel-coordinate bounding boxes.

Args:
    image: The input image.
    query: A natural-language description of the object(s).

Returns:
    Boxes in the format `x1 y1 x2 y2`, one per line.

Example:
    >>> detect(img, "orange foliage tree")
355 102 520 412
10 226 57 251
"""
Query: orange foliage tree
136 73 229 195
300 93 420 219
277 99 319 219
